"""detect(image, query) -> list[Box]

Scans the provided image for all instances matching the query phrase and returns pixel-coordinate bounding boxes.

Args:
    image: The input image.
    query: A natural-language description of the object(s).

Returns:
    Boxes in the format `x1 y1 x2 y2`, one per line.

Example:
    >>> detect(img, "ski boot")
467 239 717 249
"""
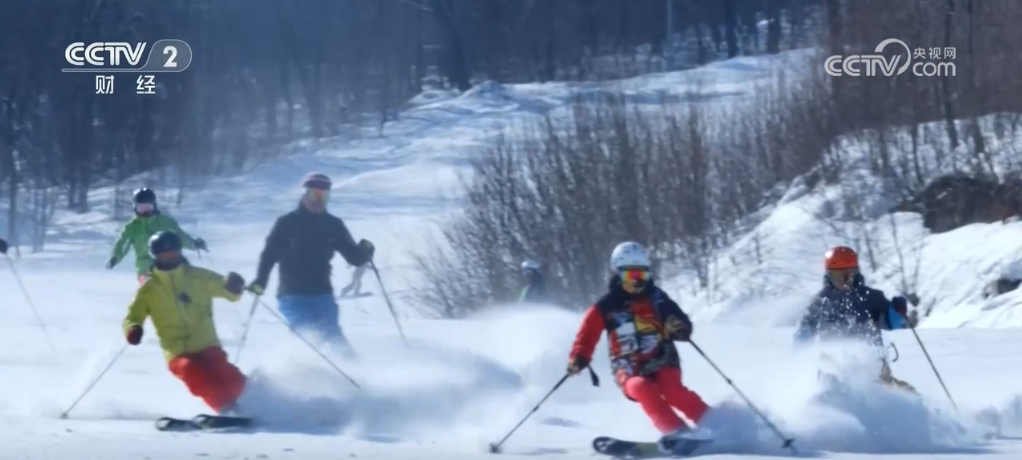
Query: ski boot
656 426 711 456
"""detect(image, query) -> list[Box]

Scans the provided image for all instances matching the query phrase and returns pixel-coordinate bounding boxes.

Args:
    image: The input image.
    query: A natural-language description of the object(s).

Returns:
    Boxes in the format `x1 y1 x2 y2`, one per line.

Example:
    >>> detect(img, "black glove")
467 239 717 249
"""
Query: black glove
673 325 692 342
225 272 245 295
891 296 908 316
666 316 692 341
194 238 208 251
126 326 143 345
106 257 117 269
567 355 590 375
247 280 265 296
0 238 7 255
358 239 375 262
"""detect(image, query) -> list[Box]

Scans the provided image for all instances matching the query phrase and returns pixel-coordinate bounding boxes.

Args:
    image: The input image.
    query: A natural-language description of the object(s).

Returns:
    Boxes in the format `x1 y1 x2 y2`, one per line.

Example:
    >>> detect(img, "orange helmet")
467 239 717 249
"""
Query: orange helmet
824 246 859 270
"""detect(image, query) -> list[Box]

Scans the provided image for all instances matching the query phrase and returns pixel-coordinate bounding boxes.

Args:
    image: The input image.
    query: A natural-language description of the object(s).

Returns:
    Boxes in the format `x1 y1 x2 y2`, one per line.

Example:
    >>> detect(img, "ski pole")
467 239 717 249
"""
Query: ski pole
233 295 261 365
60 344 128 419
257 298 362 389
369 261 406 342
908 324 958 411
489 366 599 454
4 253 57 353
688 341 797 454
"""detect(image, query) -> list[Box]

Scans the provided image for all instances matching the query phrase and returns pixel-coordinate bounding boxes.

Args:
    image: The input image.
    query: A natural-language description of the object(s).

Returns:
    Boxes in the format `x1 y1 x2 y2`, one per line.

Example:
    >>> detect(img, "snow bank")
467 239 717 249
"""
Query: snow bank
665 114 1022 329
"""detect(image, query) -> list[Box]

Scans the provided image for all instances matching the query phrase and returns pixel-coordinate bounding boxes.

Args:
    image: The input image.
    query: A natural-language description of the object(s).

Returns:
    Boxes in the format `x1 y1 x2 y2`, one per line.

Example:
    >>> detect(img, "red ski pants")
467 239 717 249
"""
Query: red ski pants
168 346 246 413
622 366 709 434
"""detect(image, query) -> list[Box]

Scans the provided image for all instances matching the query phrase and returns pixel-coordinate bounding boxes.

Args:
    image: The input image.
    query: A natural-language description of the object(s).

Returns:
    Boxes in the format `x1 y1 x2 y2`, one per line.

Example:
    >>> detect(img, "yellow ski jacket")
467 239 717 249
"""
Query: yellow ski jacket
123 263 242 362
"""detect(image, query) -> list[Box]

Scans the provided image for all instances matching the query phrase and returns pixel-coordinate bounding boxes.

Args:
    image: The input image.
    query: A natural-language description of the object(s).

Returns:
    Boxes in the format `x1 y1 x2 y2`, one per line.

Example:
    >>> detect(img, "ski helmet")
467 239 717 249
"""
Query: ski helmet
302 172 332 190
521 259 541 272
148 231 183 258
824 246 858 270
133 187 157 205
610 241 650 272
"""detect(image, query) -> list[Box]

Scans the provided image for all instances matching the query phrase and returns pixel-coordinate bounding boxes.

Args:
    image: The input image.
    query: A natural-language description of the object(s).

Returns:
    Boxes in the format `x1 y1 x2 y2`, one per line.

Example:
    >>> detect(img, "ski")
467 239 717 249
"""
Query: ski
155 414 254 432
592 436 710 458
337 292 372 299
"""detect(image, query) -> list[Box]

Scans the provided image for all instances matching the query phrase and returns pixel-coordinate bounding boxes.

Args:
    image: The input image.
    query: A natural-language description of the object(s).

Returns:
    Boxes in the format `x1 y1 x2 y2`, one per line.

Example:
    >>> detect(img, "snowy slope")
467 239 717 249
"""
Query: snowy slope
2 50 1022 459
665 115 1022 329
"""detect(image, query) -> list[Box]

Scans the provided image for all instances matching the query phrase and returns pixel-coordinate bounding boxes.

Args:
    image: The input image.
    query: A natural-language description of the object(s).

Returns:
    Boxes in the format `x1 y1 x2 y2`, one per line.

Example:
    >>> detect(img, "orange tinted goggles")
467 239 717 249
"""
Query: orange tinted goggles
620 268 651 282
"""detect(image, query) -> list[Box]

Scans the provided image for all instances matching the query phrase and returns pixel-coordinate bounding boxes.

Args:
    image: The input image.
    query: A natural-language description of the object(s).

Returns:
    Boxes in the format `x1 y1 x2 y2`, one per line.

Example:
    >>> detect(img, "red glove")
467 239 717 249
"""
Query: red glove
126 326 143 345
225 272 245 295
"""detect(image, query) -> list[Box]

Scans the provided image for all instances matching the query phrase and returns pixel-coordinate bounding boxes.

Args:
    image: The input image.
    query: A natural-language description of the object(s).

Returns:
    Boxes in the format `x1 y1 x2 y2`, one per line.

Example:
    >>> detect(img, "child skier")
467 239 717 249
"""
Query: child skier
107 187 207 284
123 231 247 414
568 241 711 454
794 245 916 392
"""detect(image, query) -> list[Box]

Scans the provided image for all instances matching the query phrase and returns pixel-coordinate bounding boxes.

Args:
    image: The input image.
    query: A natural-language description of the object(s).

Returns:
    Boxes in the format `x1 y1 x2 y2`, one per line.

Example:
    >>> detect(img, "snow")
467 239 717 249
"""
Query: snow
2 48 1022 459
666 114 1022 329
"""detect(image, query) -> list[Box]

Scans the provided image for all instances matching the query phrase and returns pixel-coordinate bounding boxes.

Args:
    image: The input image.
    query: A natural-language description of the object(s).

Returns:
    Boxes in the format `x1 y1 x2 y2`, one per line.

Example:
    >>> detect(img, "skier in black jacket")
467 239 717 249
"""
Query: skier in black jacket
248 172 375 357
0 236 7 255
794 246 916 392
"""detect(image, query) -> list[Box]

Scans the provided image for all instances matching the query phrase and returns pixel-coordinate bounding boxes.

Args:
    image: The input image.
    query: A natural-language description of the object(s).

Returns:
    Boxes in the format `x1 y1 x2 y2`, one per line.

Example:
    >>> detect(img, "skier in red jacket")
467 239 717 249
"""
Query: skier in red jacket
568 241 710 454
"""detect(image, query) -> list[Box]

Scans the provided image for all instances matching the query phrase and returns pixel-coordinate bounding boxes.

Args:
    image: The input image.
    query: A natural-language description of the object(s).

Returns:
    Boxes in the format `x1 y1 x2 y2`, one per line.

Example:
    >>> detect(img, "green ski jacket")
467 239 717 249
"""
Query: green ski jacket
110 211 198 275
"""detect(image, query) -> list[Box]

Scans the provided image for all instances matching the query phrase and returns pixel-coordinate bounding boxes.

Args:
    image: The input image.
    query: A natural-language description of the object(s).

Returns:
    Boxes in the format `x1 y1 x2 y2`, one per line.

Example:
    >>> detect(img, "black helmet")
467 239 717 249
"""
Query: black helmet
148 231 182 258
133 188 157 205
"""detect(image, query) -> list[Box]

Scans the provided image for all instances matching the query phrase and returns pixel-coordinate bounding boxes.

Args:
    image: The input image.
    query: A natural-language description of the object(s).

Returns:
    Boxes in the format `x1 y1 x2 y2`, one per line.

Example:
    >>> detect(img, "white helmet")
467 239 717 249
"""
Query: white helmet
521 259 541 271
610 242 650 272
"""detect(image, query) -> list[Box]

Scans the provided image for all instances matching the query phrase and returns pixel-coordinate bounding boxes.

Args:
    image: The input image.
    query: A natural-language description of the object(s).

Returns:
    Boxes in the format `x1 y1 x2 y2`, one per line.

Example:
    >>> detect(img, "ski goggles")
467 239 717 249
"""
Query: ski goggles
619 267 651 292
826 268 857 289
305 187 330 203
619 267 651 282
153 249 181 263
135 203 155 213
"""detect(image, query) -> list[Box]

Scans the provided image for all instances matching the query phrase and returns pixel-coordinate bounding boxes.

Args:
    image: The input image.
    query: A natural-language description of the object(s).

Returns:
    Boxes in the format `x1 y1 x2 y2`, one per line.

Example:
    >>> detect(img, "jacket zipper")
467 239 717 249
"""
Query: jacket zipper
168 270 190 352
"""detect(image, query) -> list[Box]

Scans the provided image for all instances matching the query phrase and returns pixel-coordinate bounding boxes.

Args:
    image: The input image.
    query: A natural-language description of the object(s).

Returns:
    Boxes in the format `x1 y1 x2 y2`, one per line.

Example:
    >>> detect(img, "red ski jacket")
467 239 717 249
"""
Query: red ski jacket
570 278 692 388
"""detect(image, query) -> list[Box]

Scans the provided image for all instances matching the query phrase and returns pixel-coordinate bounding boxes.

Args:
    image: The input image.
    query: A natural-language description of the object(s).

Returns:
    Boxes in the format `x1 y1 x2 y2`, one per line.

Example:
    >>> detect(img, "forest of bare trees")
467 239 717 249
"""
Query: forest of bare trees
0 0 811 253
414 0 1022 317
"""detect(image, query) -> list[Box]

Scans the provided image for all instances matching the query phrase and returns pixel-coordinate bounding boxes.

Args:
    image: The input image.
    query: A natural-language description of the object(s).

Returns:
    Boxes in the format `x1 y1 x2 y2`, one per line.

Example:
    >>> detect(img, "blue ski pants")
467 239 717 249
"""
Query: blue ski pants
277 294 355 358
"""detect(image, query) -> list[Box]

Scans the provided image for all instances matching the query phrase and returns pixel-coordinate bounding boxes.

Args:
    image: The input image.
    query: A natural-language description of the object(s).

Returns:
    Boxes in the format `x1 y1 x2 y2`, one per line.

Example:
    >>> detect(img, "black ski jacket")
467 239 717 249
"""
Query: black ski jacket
254 203 371 297
794 273 899 347
519 272 547 302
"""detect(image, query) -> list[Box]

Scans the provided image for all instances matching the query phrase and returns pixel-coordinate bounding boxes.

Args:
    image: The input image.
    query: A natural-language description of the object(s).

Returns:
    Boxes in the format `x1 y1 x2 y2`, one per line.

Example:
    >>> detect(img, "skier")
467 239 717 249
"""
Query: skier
519 259 546 302
794 245 917 392
123 231 248 414
338 263 367 297
0 235 7 255
247 172 375 358
107 187 208 284
568 242 712 454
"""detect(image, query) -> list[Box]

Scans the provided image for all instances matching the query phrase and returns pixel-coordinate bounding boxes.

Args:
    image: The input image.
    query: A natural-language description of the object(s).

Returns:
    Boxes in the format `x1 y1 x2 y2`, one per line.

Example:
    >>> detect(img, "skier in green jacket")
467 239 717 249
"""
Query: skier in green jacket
107 188 207 284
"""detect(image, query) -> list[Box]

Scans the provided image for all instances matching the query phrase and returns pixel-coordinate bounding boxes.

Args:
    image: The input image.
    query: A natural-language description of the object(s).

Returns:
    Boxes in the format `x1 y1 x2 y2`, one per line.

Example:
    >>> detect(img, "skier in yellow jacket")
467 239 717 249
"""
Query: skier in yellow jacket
123 231 247 414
